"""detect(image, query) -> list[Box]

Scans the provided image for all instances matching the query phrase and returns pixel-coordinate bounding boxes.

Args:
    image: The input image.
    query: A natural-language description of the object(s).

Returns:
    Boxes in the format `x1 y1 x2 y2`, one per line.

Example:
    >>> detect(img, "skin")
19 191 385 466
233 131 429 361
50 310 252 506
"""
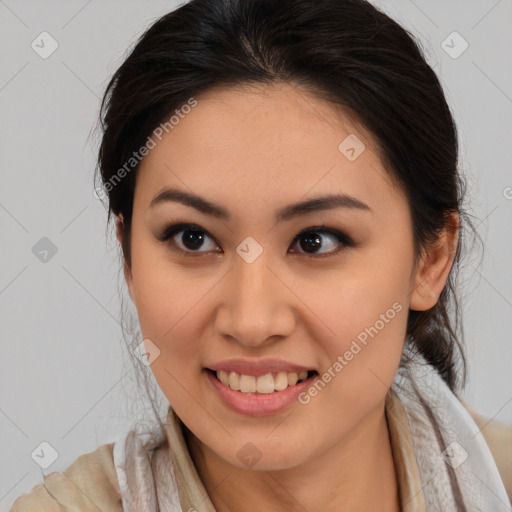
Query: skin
116 82 458 512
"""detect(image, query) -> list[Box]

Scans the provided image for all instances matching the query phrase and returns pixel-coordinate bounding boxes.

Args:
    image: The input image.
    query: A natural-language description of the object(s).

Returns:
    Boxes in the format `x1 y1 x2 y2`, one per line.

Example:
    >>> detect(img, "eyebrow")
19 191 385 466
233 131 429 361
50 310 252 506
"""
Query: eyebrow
149 187 371 223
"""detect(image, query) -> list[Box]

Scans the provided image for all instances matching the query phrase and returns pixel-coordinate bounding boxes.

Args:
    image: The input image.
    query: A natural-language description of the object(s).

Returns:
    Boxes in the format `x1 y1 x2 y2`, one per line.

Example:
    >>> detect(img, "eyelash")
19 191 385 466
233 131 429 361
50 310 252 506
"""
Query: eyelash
157 221 356 258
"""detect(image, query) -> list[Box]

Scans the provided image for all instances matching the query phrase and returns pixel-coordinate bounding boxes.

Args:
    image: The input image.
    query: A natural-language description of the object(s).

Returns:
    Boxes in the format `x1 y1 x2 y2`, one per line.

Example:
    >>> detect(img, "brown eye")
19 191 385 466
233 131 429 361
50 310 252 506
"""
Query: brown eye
158 223 220 255
289 226 354 256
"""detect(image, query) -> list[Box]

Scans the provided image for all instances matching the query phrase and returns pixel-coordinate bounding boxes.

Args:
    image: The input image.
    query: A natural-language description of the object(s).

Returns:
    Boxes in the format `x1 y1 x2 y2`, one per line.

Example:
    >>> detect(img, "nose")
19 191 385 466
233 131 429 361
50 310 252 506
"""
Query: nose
214 252 296 348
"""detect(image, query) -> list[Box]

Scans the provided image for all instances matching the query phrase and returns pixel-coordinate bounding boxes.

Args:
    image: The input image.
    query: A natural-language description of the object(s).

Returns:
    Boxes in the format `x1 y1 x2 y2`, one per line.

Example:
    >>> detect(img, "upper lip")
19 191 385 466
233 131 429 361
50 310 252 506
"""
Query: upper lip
206 358 315 377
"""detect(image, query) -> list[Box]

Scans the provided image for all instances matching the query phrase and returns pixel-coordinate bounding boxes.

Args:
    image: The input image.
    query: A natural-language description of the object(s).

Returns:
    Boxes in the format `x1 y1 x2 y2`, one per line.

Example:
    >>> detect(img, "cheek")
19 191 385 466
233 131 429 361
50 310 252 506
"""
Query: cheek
130 233 204 335
315 260 409 349
134 271 207 359
305 248 411 404
129 246 211 393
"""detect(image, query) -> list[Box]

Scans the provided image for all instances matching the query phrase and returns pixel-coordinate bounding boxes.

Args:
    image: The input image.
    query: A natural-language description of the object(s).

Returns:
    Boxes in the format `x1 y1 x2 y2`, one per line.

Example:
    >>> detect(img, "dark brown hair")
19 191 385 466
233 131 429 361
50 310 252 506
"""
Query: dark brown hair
96 0 479 399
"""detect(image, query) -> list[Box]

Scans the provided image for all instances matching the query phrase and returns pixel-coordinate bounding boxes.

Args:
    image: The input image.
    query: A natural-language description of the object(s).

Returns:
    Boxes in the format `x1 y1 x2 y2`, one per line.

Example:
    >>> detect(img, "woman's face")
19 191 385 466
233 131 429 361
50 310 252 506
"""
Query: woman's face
120 82 424 470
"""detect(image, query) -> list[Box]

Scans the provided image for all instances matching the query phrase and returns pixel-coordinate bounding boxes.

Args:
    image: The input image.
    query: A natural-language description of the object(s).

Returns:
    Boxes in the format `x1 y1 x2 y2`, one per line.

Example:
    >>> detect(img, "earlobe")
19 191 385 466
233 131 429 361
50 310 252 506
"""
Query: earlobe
115 214 136 304
409 212 459 311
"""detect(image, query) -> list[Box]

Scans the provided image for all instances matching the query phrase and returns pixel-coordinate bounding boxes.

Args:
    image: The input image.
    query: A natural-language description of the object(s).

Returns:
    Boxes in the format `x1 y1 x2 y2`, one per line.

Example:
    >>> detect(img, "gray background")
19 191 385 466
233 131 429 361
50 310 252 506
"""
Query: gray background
1 0 511 508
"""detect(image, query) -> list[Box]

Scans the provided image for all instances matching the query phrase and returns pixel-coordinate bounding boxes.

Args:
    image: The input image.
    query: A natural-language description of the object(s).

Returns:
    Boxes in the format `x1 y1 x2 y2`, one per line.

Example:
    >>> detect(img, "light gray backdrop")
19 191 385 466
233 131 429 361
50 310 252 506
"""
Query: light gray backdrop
1 0 511 509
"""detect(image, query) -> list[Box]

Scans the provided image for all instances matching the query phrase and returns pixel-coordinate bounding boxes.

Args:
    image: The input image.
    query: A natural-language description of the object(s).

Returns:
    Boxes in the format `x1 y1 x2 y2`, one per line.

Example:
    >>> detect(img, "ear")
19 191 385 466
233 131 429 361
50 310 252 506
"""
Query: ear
115 214 135 303
409 212 459 311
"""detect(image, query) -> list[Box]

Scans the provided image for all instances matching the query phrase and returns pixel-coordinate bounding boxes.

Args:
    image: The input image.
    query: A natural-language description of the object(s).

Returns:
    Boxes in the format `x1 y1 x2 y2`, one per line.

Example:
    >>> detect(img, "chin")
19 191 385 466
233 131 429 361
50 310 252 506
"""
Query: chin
219 437 309 472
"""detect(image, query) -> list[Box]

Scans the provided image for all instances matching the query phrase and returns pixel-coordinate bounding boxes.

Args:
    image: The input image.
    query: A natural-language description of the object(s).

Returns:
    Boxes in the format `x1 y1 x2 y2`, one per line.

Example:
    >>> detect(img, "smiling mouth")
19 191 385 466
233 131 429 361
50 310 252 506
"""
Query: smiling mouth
206 368 318 395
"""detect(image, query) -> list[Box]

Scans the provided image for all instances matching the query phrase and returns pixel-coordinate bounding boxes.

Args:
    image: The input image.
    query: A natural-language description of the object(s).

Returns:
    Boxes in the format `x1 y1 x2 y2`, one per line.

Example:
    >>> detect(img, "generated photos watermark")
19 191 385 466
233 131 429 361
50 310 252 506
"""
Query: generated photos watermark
298 301 403 404
94 97 198 200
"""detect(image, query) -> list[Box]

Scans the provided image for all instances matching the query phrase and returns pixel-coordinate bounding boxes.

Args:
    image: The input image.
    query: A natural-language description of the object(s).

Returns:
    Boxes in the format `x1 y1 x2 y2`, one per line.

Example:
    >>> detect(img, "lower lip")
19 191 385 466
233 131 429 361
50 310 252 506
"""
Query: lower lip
204 369 317 417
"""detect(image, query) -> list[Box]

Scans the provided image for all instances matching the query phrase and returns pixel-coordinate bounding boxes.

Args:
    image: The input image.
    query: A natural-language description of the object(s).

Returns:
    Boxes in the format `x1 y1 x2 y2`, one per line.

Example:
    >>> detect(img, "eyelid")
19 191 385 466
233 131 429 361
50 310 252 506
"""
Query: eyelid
157 222 213 243
157 220 355 256
157 222 221 256
293 224 353 245
288 224 355 258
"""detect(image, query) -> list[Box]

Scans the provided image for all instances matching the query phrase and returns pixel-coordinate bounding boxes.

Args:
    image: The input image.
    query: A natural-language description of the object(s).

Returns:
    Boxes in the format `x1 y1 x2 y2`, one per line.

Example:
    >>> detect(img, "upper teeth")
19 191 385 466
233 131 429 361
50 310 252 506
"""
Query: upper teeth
216 370 309 394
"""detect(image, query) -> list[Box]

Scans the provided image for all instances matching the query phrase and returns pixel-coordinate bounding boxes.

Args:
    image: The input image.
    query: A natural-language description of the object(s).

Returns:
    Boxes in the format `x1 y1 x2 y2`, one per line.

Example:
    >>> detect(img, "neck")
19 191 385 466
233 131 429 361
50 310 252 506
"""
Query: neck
184 399 400 512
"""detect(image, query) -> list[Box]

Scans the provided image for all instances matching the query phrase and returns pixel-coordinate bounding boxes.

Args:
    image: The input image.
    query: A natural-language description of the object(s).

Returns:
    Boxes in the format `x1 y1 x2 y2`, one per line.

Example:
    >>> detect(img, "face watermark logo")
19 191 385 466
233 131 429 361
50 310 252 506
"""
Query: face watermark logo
32 237 58 263
31 31 59 59
31 441 59 469
441 32 469 59
236 236 263 264
338 134 366 161
94 186 107 200
134 338 161 366
441 441 468 469
236 442 262 468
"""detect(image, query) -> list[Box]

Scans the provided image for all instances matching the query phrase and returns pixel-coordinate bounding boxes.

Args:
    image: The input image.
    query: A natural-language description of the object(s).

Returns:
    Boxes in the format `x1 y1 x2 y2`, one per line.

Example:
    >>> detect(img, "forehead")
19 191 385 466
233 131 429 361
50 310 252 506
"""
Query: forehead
135 82 408 224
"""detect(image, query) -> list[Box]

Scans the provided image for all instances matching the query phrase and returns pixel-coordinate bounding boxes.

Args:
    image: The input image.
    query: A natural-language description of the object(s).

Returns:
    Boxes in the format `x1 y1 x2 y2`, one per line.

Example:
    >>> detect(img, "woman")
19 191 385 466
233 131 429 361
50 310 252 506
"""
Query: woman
10 0 512 510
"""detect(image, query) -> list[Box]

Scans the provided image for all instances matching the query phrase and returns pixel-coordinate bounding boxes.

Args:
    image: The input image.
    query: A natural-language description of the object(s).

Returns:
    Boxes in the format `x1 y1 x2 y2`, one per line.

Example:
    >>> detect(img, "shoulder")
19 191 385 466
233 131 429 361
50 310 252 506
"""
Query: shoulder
462 400 512 502
9 442 122 512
